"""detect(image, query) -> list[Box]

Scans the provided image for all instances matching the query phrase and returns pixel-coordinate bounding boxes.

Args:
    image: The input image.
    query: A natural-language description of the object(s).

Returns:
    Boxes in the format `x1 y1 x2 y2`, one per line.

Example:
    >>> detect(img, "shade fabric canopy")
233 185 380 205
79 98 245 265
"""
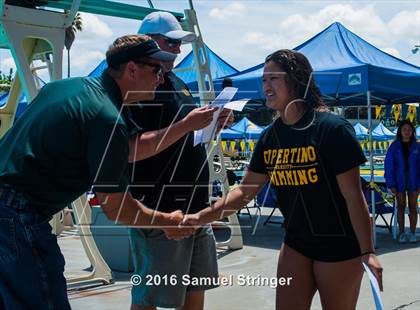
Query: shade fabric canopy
174 44 238 90
371 123 395 140
214 22 420 105
220 127 243 139
353 122 369 140
89 43 238 87
221 117 264 139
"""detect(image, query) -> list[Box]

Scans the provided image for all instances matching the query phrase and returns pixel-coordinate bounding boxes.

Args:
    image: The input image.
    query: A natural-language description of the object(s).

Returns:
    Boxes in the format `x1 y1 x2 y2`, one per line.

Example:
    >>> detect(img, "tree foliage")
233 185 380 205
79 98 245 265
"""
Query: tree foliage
0 68 14 92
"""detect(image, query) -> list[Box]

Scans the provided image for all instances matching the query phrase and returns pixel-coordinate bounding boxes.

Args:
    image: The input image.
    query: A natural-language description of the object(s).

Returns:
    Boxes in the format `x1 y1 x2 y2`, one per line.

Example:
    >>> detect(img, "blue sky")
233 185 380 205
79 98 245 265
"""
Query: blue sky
0 0 419 80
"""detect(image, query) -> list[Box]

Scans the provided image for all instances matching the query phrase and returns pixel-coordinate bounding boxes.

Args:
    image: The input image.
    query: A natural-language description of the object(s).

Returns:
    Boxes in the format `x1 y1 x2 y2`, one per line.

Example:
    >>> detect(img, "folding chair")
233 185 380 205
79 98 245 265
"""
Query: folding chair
361 178 395 233
231 169 262 220
253 183 283 226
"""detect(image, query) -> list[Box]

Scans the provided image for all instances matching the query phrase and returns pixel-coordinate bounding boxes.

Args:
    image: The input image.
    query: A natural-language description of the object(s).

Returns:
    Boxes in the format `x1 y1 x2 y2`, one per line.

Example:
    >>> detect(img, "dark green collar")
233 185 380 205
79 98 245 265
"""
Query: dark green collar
100 72 123 107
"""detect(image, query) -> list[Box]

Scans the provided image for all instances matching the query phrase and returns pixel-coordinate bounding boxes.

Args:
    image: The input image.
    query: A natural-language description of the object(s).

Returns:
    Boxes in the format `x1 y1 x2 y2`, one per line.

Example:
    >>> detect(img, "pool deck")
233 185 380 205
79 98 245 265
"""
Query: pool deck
61 210 420 310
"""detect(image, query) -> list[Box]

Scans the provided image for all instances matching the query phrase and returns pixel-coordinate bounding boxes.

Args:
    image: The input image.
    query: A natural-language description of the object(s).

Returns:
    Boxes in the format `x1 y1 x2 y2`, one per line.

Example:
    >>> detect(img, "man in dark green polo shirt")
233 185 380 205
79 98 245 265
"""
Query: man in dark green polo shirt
0 34 192 310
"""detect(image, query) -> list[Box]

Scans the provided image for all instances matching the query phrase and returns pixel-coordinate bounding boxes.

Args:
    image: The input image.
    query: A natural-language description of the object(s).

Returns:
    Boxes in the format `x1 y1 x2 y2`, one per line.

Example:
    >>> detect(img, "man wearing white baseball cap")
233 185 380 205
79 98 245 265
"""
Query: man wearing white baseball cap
139 11 196 42
127 11 233 310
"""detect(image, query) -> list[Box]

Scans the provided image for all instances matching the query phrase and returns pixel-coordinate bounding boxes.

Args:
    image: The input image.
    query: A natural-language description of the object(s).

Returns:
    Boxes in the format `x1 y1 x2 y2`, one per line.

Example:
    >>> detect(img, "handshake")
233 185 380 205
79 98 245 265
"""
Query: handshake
161 210 204 241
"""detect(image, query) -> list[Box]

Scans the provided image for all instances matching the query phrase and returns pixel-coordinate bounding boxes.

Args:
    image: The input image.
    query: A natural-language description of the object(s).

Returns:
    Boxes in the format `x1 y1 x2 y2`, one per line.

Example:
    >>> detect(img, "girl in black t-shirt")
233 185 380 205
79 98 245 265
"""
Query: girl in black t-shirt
183 49 383 310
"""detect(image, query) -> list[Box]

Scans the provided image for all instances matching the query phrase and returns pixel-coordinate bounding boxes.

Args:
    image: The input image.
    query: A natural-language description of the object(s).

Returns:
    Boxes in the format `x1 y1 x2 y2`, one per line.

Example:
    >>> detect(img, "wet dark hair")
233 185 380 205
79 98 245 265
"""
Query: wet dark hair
396 119 416 143
265 49 328 112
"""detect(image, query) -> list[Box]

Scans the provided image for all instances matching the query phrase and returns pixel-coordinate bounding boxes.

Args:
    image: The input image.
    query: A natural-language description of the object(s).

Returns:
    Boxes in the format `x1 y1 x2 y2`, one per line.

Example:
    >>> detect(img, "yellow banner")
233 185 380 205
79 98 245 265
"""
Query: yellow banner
393 104 401 123
407 105 416 123
249 140 255 153
375 105 382 119
221 141 227 151
230 141 236 152
240 140 246 152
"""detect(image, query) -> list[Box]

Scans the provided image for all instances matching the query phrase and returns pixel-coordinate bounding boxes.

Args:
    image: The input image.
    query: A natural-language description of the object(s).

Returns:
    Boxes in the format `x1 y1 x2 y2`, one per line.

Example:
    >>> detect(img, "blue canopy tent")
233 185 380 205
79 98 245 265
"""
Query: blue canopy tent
88 44 239 85
353 122 369 140
88 59 108 77
0 92 27 118
174 44 238 91
228 117 264 139
221 117 264 139
214 22 420 105
220 127 242 139
372 123 395 141
216 22 420 244
220 117 263 156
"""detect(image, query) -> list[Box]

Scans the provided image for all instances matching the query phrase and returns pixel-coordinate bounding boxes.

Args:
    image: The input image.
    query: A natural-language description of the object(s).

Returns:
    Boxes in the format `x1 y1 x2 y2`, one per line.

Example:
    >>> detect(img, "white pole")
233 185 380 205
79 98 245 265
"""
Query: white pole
368 91 377 246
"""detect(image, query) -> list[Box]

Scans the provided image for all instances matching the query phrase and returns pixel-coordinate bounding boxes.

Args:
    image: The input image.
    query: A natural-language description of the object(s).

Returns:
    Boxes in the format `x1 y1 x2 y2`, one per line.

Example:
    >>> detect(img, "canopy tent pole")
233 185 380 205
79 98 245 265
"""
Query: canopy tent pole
368 90 377 247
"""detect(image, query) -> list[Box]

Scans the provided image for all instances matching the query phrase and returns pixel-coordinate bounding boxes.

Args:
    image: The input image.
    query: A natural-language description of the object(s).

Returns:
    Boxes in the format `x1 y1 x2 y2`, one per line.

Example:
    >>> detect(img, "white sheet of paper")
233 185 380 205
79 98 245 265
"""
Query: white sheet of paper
194 87 238 146
362 262 383 310
224 99 249 111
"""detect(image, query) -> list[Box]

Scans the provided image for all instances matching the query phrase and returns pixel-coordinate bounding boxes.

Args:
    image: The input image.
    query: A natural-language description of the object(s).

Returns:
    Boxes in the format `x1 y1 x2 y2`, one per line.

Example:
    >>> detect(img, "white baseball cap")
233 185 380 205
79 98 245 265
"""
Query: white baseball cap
138 12 196 42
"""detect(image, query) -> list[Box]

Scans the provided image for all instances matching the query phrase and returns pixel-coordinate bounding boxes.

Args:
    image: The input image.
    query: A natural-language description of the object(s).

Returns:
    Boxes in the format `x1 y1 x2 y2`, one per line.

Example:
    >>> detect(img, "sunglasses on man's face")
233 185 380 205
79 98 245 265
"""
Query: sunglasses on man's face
162 37 182 48
136 61 163 76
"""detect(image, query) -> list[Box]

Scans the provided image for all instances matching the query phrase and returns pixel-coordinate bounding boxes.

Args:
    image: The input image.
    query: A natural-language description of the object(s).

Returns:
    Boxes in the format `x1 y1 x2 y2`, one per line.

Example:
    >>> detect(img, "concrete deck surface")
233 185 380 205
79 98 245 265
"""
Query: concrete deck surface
60 210 420 310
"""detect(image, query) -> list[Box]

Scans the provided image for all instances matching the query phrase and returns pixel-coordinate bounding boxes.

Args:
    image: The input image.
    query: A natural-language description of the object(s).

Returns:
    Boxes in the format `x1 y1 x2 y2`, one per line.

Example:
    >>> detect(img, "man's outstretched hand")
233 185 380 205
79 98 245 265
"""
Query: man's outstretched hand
181 213 201 227
162 210 196 240
184 106 219 131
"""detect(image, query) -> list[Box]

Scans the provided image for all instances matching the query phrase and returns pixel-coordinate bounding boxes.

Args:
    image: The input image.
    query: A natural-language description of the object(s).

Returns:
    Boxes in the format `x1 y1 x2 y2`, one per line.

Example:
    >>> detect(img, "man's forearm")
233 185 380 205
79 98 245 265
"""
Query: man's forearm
129 118 190 162
101 195 173 228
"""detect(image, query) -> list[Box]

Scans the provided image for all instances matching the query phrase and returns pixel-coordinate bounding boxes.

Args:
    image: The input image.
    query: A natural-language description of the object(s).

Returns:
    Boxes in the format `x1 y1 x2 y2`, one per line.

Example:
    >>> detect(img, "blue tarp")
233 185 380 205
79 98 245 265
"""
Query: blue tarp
353 122 369 140
372 123 395 140
88 59 108 77
0 78 46 118
174 44 238 89
0 92 28 118
89 44 238 86
220 127 242 139
214 22 420 105
221 117 263 139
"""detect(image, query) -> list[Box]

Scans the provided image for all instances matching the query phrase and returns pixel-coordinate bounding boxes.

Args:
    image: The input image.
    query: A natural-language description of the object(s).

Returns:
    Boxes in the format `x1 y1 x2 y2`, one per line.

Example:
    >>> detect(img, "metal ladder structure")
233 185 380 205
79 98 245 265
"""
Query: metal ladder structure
182 3 243 250
0 0 243 287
